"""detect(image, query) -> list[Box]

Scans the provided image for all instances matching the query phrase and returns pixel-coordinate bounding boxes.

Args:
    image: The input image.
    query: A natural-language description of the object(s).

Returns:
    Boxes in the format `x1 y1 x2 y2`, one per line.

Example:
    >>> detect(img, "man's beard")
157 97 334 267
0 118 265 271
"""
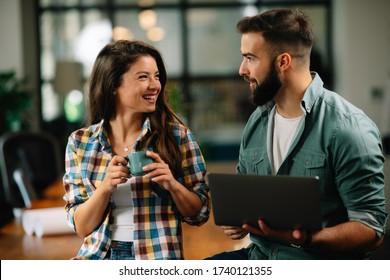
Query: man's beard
250 63 281 106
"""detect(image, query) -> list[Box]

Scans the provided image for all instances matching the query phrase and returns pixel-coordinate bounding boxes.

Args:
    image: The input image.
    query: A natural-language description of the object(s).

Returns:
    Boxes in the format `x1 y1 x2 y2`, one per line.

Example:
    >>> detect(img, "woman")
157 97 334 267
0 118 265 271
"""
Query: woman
63 40 210 260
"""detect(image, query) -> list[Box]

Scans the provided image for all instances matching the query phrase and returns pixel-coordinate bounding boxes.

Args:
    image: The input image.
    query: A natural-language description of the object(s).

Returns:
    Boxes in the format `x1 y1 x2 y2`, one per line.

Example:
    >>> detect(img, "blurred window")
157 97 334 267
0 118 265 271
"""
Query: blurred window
38 0 332 161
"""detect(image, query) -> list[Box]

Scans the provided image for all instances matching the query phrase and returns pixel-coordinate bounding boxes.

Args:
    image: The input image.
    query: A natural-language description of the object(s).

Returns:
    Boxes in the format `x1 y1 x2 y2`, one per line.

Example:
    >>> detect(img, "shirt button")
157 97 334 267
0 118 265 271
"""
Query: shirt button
252 156 256 161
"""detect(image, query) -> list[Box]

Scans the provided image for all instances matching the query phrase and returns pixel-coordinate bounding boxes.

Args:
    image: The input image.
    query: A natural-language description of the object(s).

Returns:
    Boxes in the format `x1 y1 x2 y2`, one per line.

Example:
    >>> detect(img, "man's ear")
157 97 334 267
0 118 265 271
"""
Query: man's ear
276 53 292 72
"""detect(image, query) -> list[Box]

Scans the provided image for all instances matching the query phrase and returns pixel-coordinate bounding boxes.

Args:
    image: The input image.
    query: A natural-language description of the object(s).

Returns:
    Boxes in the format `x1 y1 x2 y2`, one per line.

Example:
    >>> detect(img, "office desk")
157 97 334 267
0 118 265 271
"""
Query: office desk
0 179 83 260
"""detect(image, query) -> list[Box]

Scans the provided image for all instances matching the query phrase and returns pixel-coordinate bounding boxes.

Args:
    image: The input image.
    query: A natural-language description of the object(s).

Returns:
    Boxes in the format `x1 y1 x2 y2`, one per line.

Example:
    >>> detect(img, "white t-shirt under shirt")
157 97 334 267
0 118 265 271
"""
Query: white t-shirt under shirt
272 111 304 174
110 180 134 242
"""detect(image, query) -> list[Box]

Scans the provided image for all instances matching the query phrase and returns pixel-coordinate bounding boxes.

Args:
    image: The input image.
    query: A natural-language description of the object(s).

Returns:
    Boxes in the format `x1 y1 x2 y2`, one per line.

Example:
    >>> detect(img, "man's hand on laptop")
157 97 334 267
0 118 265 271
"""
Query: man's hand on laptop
221 226 249 240
243 219 310 247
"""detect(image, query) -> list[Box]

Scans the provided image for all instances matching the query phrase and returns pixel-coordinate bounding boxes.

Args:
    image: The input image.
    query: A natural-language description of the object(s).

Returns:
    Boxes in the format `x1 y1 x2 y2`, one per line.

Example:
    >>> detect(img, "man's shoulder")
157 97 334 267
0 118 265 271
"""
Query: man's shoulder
247 106 267 123
318 88 365 118
307 73 364 118
315 89 380 140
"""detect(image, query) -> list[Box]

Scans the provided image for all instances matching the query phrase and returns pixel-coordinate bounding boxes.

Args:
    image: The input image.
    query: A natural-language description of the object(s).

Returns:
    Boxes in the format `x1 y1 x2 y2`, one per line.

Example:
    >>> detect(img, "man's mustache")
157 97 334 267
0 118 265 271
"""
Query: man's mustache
243 75 257 84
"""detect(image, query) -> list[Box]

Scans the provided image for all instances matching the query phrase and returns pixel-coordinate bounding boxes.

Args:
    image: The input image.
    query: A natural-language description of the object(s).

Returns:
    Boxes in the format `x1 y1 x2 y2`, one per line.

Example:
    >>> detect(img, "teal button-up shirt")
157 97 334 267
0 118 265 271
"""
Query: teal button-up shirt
237 73 387 259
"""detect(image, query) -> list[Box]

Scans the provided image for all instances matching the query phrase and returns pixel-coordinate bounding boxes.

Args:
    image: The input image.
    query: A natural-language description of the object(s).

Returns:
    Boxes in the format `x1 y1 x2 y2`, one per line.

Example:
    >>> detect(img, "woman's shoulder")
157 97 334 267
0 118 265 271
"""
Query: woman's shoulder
170 122 202 146
69 122 103 145
170 121 186 133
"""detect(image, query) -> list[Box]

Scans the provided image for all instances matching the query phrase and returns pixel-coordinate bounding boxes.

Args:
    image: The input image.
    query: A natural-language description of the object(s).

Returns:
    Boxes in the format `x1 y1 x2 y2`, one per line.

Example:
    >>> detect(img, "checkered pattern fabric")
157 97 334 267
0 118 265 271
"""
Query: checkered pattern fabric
63 118 210 259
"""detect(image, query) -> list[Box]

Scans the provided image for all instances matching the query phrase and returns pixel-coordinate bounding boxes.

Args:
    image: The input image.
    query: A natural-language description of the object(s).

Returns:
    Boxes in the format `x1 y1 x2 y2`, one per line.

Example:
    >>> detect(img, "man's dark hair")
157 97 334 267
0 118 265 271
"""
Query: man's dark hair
237 9 314 58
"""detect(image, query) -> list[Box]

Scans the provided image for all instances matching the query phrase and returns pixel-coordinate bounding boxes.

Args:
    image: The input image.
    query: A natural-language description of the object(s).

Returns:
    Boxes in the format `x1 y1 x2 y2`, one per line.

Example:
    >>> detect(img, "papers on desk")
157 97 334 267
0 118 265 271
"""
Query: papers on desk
22 207 74 237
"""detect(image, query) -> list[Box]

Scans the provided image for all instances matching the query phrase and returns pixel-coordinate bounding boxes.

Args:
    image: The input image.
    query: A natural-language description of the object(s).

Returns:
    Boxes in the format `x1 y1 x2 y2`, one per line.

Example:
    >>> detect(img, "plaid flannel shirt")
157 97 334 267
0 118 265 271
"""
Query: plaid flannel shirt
63 118 210 259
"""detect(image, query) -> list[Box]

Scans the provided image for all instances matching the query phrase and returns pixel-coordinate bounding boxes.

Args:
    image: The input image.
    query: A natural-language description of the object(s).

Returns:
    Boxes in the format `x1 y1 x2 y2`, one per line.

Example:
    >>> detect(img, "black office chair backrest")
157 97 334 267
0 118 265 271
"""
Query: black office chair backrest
0 131 64 208
383 135 390 155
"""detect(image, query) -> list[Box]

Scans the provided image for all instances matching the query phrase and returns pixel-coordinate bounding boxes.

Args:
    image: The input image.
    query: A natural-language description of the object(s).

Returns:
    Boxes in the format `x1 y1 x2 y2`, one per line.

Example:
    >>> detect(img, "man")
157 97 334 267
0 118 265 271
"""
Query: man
211 8 387 259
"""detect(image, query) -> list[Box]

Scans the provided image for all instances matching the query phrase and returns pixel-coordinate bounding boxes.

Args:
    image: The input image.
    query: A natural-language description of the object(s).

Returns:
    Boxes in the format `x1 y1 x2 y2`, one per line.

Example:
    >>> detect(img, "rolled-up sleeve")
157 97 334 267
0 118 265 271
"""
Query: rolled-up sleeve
332 113 387 236
177 126 210 226
63 134 95 233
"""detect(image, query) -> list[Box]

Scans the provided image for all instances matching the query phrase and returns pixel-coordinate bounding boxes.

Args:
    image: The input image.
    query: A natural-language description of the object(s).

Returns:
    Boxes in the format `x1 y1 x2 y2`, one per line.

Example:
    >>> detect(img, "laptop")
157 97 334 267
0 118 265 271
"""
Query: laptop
208 173 323 231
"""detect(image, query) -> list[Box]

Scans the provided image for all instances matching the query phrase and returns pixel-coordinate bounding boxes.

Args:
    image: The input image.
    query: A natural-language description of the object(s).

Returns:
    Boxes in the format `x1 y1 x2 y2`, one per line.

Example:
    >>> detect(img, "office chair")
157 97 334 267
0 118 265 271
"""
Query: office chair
383 134 390 155
0 130 64 210
369 143 390 259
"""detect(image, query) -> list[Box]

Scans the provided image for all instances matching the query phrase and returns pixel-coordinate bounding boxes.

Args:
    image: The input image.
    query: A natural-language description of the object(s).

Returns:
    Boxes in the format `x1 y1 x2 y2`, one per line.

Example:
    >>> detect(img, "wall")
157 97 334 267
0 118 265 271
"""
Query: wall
333 0 390 133
0 0 40 131
0 0 23 77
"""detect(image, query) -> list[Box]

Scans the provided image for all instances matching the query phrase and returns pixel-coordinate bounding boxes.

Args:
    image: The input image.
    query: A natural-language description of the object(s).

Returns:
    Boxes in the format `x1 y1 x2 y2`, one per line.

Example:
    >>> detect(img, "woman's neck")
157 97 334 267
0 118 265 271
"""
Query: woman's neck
108 114 143 155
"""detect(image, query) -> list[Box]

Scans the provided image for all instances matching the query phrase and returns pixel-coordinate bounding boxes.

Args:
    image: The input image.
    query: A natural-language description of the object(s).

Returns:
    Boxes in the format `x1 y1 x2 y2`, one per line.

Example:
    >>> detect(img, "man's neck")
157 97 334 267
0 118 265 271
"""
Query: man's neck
274 71 313 118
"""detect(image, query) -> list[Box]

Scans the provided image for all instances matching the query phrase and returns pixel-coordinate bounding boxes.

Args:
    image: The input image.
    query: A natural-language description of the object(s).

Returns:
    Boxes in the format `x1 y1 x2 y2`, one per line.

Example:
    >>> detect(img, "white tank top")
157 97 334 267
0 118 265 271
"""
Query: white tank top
110 180 134 241
272 111 303 174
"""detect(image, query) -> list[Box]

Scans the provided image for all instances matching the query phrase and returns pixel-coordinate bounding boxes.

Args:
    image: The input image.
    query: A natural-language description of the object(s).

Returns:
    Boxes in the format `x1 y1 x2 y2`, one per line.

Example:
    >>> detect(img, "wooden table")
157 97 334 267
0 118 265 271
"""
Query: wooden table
0 179 83 260
0 221 83 260
0 162 250 260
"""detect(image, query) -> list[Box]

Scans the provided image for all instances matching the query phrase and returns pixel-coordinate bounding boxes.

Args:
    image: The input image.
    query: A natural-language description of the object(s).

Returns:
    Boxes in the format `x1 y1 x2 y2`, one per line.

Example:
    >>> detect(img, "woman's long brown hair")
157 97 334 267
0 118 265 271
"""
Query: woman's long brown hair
87 40 185 176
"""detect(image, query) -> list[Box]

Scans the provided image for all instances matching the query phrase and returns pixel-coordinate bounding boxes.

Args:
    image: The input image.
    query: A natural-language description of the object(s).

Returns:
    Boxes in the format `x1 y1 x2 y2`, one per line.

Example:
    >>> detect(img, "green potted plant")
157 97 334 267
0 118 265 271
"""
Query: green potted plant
0 71 31 135
166 82 191 124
